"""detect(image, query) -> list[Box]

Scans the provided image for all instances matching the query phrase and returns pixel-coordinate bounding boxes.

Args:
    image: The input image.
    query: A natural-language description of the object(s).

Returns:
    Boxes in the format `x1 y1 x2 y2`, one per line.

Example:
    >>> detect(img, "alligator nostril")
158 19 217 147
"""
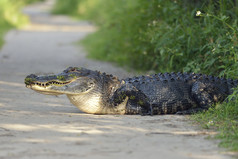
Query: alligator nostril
27 74 37 79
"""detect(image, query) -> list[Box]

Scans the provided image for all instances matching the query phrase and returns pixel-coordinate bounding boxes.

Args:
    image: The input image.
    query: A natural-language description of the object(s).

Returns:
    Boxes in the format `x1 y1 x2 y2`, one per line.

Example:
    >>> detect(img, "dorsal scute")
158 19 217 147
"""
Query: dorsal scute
119 71 237 87
63 67 87 73
124 72 200 84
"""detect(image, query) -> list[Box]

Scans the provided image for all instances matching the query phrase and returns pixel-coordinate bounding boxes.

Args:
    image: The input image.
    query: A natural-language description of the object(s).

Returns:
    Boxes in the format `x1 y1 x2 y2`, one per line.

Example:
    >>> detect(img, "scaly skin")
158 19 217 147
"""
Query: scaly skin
25 67 238 115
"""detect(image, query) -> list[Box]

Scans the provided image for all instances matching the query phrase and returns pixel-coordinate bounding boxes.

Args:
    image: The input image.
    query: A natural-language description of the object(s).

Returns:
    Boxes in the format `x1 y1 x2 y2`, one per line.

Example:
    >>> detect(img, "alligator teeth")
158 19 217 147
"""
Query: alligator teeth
33 80 72 87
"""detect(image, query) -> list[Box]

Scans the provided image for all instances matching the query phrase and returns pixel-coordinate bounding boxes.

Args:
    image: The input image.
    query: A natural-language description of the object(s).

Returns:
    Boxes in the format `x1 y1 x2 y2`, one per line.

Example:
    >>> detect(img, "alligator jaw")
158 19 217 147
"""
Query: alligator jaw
27 84 64 95
24 73 76 95
25 68 97 96
25 79 73 88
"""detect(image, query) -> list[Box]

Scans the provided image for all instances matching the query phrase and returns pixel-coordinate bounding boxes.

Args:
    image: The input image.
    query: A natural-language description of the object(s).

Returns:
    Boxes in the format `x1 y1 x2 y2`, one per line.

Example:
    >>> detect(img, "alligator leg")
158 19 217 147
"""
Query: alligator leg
138 103 153 116
111 83 150 115
191 81 216 109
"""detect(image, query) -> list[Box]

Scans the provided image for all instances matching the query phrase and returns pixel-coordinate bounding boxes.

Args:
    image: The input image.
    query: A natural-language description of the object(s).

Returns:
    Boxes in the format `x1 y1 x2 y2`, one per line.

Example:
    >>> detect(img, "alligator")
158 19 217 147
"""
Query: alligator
25 67 238 115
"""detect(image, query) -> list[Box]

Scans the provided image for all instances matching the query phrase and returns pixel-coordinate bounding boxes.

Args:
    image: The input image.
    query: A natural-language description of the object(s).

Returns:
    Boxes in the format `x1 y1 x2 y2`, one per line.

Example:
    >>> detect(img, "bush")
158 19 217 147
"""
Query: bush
80 0 237 78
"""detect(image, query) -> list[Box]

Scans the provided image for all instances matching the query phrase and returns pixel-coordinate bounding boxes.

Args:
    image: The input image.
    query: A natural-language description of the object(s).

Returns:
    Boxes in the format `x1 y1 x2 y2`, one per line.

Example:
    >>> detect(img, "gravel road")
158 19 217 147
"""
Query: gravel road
0 1 232 159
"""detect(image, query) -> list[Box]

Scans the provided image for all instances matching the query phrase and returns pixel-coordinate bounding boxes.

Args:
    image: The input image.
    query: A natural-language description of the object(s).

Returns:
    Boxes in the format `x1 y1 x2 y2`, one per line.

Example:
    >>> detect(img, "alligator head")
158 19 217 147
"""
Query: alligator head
25 67 127 114
25 67 95 95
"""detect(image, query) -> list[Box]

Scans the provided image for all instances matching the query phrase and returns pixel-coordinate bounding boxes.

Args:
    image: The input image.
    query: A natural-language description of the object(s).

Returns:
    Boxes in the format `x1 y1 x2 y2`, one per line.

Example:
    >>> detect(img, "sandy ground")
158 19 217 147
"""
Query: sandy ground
0 1 234 159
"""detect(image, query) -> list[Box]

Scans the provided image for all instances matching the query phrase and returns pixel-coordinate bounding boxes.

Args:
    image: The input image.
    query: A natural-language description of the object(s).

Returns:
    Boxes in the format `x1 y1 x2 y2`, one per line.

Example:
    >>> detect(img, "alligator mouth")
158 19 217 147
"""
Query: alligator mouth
25 79 76 95
26 80 73 88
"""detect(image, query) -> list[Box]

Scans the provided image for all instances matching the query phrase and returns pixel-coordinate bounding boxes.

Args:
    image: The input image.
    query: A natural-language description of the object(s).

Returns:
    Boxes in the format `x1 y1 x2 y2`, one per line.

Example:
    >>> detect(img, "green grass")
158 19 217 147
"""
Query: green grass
52 0 238 151
192 89 238 151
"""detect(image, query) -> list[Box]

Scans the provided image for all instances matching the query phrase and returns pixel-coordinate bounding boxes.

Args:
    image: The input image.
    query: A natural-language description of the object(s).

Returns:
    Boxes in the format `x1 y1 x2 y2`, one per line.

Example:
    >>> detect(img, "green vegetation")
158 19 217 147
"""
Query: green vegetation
53 0 238 151
192 89 238 151
0 0 42 48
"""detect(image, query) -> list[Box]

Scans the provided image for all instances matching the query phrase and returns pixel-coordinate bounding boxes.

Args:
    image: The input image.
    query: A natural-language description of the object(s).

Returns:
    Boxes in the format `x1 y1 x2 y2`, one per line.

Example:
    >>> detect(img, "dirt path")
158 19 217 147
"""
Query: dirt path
0 1 232 159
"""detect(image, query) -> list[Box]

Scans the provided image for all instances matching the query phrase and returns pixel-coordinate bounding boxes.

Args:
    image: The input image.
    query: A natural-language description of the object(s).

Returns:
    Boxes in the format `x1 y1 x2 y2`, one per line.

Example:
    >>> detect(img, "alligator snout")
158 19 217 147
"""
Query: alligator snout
26 74 37 79
25 74 37 85
25 73 67 86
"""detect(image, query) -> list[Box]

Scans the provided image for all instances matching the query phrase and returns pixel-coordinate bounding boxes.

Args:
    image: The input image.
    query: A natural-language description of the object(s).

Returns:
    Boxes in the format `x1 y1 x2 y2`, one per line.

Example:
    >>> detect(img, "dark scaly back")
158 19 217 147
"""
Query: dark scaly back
124 72 197 114
123 72 238 114
124 72 238 97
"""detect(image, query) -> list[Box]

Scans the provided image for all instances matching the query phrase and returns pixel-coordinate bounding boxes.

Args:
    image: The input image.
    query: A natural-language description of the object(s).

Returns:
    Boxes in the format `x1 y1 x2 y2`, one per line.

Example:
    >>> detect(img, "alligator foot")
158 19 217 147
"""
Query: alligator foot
139 105 154 116
140 111 153 116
